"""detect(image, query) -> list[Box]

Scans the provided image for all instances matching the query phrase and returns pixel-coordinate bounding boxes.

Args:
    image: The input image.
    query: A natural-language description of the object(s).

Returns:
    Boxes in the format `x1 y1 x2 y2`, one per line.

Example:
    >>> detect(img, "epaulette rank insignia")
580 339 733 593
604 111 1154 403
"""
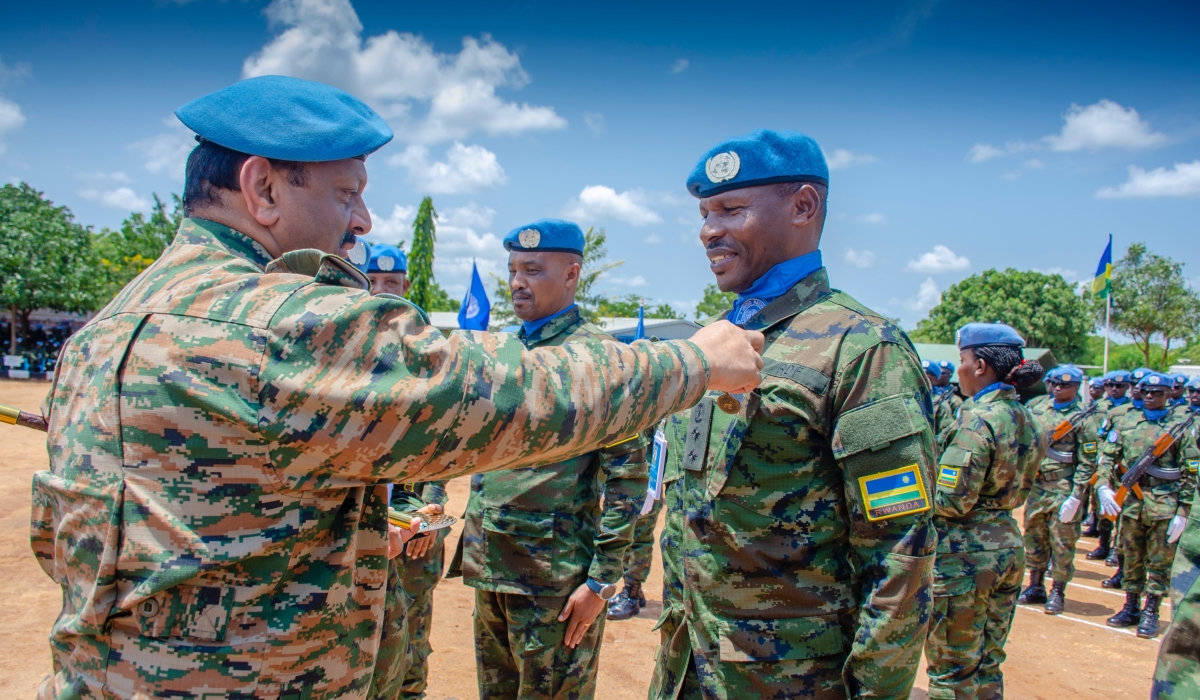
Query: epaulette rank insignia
859 464 930 522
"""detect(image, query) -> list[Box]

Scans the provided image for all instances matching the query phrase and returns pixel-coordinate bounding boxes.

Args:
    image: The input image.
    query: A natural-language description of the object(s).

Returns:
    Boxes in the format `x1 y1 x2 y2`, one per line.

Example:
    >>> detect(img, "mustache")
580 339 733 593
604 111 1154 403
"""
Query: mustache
341 231 357 247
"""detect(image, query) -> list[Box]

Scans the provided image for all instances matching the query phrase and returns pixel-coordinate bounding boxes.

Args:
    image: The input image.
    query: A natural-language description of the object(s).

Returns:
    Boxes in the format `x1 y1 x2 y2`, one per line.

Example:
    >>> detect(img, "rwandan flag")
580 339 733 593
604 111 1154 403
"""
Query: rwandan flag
857 464 930 522
1092 234 1113 299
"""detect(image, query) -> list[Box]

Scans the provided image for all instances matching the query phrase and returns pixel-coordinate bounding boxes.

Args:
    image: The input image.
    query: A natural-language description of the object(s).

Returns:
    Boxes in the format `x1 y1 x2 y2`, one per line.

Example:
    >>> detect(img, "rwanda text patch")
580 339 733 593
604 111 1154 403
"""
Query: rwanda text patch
858 464 930 522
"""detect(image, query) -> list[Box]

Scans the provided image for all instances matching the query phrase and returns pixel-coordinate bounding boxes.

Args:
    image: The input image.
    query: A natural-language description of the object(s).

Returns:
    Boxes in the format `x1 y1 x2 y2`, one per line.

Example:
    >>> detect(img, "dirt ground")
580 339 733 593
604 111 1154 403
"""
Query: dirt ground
0 378 1162 699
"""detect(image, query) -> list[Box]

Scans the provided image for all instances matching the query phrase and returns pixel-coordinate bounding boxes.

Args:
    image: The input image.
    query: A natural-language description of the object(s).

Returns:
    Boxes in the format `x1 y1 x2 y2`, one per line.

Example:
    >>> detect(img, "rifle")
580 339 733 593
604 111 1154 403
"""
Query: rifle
0 404 48 432
1048 402 1100 444
1105 412 1198 520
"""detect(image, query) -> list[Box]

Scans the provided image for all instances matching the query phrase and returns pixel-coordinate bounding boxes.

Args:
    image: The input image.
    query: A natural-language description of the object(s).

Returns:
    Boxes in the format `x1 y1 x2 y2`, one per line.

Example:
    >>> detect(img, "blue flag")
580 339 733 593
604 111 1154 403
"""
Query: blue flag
458 262 491 331
634 302 645 341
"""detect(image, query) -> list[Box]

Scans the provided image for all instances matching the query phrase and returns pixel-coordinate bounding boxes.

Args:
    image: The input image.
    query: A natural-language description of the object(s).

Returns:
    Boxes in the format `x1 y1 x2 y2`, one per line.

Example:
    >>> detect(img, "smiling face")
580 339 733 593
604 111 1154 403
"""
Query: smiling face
508 250 582 322
273 158 372 256
1190 388 1200 407
697 183 824 294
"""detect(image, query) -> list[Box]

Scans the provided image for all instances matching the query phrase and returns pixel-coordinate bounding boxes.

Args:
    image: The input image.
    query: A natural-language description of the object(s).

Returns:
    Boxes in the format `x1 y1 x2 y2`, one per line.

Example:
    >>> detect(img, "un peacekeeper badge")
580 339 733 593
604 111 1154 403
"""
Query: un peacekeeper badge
705 151 740 183
518 228 541 248
859 464 931 522
716 392 741 414
1188 459 1199 474
378 255 394 271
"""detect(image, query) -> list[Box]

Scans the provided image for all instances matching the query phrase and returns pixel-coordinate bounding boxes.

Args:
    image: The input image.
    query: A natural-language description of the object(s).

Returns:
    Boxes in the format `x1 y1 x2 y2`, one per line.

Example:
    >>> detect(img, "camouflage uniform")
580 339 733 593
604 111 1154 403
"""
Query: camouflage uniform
446 307 650 700
369 482 450 700
1093 399 1136 551
1153 416 1200 698
932 388 964 442
925 385 1046 700
650 269 938 700
1096 410 1199 599
32 219 710 700
1023 399 1101 583
623 494 664 588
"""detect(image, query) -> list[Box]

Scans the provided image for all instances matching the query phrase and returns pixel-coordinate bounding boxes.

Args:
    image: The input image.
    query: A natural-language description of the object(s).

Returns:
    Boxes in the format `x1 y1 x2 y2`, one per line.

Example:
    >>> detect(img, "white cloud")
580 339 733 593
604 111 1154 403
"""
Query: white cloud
906 245 970 273
904 277 941 313
1001 170 1022 181
243 0 566 145
366 204 417 246
131 116 195 180
967 141 1033 163
826 149 878 170
604 275 648 288
0 56 30 154
1024 158 1044 169
1096 160 1200 199
390 142 507 194
77 171 133 184
1045 100 1166 152
670 59 689 74
643 234 662 244
562 185 662 226
844 249 876 268
1034 266 1079 281
80 187 152 213
858 212 887 224
584 112 606 136
432 202 505 280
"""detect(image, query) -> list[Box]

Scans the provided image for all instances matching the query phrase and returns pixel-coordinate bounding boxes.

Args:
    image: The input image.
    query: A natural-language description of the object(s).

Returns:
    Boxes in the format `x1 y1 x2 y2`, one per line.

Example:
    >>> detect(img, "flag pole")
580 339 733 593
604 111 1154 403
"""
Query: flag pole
1103 293 1111 375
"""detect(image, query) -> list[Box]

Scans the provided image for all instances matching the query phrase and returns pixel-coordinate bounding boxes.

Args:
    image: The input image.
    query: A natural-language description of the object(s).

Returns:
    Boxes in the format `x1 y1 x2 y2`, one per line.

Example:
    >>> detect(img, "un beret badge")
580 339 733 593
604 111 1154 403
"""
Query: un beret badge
518 228 541 248
378 256 394 271
705 151 740 184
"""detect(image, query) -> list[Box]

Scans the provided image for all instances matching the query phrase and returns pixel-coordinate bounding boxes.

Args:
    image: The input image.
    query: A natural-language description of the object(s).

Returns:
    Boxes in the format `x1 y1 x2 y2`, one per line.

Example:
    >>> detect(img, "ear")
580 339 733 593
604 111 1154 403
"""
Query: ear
790 184 823 227
565 261 581 287
239 156 282 227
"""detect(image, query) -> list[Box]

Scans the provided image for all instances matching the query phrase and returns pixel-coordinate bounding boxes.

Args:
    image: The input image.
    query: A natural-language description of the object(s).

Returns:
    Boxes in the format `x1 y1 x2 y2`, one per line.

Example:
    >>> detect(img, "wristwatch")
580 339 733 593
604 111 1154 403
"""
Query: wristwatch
585 578 618 600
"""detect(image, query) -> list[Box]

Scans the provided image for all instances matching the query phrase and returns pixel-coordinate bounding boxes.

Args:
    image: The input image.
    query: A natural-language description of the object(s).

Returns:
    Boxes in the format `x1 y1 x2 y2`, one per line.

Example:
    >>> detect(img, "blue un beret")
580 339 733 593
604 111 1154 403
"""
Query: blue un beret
1105 370 1132 385
367 243 407 273
938 360 956 372
687 129 829 199
1131 367 1153 384
1173 373 1190 388
503 219 585 255
1188 377 1200 391
1138 372 1172 390
921 360 939 378
955 322 1025 350
1046 365 1084 384
175 75 393 162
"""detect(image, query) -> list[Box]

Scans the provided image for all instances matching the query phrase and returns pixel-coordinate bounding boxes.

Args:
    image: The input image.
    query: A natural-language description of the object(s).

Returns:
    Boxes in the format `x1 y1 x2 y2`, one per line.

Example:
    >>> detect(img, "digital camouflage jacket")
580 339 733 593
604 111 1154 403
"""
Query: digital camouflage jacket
932 388 964 442
31 219 709 700
934 387 1046 553
447 307 650 596
1025 398 1101 499
1097 410 1200 522
651 269 938 700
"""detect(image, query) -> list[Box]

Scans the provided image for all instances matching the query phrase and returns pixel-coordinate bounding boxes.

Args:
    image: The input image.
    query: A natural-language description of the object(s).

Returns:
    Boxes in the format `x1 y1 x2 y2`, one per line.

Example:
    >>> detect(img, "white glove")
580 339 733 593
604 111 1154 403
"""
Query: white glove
1097 486 1121 518
1058 495 1082 523
1168 514 1188 544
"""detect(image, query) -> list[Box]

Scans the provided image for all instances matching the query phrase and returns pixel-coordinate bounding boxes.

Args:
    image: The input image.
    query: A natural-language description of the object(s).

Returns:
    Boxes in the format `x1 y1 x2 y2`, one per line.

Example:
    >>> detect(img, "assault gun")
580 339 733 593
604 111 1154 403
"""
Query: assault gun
0 404 48 432
1108 412 1198 517
1048 402 1100 444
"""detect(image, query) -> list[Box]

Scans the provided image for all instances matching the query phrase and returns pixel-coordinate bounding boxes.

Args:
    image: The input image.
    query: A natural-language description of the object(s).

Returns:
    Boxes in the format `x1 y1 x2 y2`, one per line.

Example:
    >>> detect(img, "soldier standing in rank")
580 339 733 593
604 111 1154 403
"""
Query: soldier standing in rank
445 219 651 700
1097 372 1200 638
608 467 664 621
932 363 965 440
30 76 767 700
1100 368 1154 585
1016 365 1101 614
1170 374 1190 408
1085 371 1133 547
925 323 1047 700
1088 375 1106 403
650 130 939 700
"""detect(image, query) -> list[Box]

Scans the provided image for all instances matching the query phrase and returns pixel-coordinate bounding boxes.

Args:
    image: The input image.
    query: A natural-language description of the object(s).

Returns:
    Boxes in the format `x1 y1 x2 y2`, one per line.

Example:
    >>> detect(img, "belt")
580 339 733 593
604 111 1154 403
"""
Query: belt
1039 466 1075 481
1045 448 1075 464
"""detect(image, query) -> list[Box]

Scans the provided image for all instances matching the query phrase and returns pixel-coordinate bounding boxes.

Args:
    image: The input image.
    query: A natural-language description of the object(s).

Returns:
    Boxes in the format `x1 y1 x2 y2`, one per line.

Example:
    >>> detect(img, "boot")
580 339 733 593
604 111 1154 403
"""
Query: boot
1106 549 1120 567
1044 581 1067 615
1018 569 1048 605
1102 560 1124 589
1137 595 1162 639
606 581 644 621
1107 592 1141 628
1082 515 1100 538
1087 529 1111 560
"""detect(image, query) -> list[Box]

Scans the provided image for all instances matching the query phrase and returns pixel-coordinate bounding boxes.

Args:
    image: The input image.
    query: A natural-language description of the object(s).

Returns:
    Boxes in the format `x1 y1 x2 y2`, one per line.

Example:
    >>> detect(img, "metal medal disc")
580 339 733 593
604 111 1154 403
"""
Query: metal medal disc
716 392 741 414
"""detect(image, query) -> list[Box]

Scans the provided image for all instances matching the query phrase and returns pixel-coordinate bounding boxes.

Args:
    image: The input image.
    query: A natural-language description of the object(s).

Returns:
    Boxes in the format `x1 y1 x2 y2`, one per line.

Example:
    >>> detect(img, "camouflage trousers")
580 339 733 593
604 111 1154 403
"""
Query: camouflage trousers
1153 516 1200 699
1023 486 1082 583
474 589 605 700
925 547 1024 700
1119 511 1177 598
397 534 447 699
623 496 664 585
369 556 414 700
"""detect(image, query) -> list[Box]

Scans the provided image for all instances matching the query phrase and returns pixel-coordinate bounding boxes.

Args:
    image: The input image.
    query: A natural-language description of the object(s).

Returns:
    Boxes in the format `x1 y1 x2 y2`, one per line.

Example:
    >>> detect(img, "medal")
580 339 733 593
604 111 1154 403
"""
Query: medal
716 393 741 414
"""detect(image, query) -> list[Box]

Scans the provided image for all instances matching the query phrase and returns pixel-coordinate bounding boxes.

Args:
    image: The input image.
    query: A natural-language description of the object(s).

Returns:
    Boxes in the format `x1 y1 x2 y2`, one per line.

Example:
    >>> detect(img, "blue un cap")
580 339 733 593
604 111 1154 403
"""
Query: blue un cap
1045 365 1084 384
921 360 939 378
1173 373 1190 388
175 76 393 162
1139 372 1172 390
1131 367 1153 384
938 360 956 373
1188 377 1200 391
687 129 829 199
367 243 407 273
503 219 585 255
955 322 1025 350
1105 370 1132 385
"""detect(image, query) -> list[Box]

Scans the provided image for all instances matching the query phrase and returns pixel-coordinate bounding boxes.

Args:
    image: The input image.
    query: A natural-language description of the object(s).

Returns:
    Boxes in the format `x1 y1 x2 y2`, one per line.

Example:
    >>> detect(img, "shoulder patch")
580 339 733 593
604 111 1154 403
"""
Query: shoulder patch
1188 459 1199 474
858 464 930 522
1083 442 1098 453
937 466 960 489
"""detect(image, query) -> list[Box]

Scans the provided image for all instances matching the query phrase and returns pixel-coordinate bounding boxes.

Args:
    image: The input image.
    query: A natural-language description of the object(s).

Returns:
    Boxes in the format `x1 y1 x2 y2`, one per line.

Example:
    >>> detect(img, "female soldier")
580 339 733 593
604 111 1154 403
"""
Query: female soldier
924 323 1048 700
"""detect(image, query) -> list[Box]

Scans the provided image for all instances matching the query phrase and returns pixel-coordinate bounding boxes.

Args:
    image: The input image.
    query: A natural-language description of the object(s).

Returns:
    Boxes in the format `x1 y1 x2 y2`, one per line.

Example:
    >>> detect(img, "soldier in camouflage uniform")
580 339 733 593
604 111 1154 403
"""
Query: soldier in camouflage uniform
925 323 1047 700
395 482 450 699
651 130 938 700
933 381 965 441
30 78 765 700
1087 370 1133 558
1096 372 1199 638
1016 365 1100 614
607 487 663 620
446 219 651 700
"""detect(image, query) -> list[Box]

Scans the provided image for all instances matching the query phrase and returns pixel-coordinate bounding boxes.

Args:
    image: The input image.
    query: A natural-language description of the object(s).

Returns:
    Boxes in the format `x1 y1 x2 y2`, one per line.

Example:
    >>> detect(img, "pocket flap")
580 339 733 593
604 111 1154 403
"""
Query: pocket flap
482 507 553 538
718 616 845 662
939 446 972 468
832 395 923 460
135 584 235 642
932 576 975 598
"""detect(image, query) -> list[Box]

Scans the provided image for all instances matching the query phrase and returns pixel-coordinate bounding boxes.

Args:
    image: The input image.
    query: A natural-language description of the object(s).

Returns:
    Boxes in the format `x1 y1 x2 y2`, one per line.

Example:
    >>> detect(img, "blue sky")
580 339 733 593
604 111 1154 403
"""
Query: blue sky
2 0 1198 327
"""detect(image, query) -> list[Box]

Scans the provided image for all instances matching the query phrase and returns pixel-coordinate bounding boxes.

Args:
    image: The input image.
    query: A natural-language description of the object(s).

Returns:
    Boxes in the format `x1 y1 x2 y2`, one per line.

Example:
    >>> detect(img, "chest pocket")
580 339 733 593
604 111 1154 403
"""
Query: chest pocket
480 507 556 587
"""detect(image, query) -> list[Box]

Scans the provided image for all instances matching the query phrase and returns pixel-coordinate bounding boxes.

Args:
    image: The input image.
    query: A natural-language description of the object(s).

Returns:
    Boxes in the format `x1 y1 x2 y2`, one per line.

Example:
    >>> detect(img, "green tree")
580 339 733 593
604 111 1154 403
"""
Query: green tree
0 183 101 354
406 197 438 311
695 283 735 321
94 194 183 301
1096 242 1200 367
912 268 1092 361
596 294 681 319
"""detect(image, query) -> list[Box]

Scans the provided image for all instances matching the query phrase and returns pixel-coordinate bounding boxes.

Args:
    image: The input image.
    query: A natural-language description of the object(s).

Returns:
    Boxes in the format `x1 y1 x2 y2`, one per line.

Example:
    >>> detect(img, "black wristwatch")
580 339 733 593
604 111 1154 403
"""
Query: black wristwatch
586 578 618 600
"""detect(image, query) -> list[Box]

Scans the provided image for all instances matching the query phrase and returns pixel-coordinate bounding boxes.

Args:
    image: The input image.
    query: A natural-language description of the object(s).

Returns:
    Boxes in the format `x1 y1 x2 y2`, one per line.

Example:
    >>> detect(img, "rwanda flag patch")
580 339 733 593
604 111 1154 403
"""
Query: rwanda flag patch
858 464 930 522
1188 459 1199 474
937 466 960 489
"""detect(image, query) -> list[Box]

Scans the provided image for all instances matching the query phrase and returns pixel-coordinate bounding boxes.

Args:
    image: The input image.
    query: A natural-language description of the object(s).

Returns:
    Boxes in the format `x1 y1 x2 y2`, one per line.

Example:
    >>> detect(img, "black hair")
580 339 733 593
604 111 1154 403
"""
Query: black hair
773 181 828 234
182 139 311 216
971 345 1045 389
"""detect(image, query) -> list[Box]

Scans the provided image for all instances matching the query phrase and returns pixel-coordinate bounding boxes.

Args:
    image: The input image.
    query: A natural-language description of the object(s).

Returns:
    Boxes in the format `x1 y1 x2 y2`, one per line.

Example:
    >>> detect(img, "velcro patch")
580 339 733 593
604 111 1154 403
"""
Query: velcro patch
858 464 930 522
937 466 960 489
1083 442 1097 453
